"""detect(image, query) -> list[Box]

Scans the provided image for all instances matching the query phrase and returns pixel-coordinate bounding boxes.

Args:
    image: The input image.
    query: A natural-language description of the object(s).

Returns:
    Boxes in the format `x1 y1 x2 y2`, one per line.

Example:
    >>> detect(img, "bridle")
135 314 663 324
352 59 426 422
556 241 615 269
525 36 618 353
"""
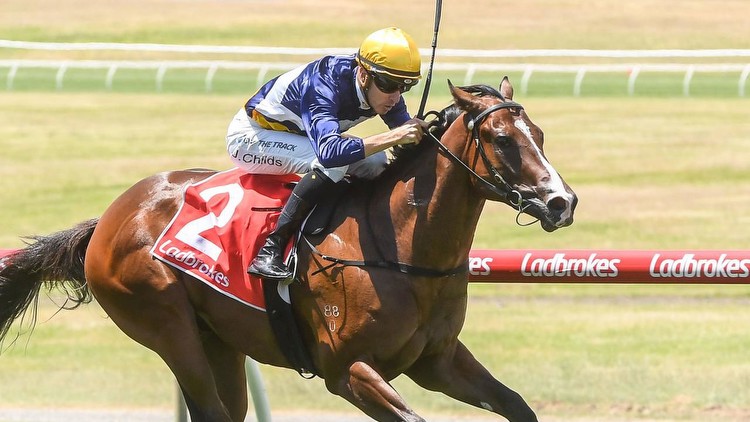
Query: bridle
298 98 540 279
425 99 539 227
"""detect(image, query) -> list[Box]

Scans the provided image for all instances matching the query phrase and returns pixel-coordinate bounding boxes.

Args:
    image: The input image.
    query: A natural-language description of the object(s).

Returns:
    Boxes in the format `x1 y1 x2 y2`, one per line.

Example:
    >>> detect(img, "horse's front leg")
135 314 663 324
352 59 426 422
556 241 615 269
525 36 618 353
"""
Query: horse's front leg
405 341 538 422
326 360 425 422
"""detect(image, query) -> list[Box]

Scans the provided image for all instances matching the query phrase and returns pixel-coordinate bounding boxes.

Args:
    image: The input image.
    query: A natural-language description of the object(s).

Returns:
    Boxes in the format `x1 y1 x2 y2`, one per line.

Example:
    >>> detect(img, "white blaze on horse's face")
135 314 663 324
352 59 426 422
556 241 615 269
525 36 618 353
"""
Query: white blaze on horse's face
512 117 576 227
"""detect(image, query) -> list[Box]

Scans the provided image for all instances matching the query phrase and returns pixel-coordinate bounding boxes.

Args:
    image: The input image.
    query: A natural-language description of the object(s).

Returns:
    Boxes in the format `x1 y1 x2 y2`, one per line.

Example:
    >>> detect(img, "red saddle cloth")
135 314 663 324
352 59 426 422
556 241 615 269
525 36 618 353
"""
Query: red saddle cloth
150 168 299 311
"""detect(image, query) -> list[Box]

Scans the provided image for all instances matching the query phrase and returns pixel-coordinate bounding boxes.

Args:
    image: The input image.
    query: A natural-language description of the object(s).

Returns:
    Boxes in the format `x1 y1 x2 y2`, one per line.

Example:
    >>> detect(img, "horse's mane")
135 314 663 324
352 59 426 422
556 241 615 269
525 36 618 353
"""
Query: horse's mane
389 83 504 164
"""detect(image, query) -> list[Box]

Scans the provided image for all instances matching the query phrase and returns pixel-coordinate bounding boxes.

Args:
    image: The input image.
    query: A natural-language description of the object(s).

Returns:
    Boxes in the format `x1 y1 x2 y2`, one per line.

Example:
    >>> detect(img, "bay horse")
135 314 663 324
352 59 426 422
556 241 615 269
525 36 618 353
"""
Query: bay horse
0 78 576 422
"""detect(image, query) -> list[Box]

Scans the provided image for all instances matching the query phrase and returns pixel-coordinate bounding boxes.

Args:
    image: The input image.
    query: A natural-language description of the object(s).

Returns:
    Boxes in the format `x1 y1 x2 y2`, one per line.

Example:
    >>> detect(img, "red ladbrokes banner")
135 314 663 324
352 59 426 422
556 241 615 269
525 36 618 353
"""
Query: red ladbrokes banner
150 169 298 311
468 249 750 283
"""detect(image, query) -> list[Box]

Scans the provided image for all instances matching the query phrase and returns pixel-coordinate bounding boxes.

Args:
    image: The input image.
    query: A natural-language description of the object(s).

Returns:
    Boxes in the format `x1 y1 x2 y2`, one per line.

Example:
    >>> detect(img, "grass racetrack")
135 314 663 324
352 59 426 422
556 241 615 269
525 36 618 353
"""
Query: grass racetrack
1 0 749 421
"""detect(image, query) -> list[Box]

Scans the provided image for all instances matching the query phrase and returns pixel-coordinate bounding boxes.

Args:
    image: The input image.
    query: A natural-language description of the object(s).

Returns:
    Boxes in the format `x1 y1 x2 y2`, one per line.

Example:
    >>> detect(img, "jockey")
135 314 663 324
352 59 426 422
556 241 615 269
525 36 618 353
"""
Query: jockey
226 27 428 281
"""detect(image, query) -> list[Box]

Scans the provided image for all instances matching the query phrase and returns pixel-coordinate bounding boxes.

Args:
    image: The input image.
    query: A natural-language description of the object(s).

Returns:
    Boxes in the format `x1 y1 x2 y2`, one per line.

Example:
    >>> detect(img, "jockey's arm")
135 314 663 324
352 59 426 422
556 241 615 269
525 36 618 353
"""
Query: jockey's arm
362 118 429 157
302 73 428 166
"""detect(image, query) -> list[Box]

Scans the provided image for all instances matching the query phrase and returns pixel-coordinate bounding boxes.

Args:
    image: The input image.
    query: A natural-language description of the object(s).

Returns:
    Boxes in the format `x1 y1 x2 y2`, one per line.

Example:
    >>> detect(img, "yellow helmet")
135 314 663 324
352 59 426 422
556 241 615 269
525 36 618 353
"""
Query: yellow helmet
356 27 422 88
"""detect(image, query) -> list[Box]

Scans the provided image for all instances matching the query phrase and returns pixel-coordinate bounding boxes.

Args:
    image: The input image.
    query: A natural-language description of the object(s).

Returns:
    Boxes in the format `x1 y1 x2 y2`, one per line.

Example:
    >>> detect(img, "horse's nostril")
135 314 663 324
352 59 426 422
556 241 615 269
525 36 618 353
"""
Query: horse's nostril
547 196 567 213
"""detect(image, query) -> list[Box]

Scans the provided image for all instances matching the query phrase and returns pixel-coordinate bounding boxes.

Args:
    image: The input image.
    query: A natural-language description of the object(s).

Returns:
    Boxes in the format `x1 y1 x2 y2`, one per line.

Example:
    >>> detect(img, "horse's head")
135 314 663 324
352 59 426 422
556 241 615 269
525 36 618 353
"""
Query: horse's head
441 77 577 232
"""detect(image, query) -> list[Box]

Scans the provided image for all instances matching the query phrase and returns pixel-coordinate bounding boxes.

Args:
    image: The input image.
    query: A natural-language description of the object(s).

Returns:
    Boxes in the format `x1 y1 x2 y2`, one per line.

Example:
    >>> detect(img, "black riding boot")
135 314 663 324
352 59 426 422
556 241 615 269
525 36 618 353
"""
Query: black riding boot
248 169 335 281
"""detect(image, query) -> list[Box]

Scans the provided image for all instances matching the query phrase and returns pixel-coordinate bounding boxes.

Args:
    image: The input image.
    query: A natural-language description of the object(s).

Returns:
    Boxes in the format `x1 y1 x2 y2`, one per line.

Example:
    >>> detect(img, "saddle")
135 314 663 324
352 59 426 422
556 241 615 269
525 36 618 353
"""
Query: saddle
263 178 350 378
150 169 349 378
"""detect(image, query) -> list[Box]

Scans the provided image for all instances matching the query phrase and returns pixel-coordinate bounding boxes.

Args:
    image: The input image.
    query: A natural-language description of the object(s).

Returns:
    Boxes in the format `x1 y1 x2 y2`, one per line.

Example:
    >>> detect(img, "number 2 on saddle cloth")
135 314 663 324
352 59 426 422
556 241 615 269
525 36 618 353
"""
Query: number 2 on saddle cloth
150 168 300 312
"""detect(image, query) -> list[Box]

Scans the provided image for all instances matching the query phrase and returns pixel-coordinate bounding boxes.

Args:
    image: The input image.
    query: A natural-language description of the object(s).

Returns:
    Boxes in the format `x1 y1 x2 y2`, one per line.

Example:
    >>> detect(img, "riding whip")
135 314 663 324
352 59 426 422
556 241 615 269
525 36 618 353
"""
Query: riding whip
416 0 443 119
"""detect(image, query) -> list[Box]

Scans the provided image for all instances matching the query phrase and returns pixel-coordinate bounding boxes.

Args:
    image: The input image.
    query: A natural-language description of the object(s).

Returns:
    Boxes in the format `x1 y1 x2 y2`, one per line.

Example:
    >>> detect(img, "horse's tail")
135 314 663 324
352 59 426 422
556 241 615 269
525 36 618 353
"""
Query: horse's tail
0 218 98 343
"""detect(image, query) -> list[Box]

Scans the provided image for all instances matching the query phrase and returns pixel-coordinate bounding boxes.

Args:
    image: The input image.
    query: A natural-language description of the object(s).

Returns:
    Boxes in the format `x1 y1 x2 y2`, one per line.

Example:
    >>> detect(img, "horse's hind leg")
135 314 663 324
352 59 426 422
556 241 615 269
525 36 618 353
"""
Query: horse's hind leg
169 323 249 422
158 311 247 422
88 265 245 421
327 360 425 422
155 304 249 422
199 322 249 420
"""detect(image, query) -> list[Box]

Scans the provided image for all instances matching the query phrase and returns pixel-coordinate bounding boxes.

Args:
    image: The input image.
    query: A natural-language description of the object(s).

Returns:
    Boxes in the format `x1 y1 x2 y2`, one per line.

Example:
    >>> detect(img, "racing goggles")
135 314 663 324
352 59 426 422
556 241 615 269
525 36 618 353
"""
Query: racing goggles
370 72 415 94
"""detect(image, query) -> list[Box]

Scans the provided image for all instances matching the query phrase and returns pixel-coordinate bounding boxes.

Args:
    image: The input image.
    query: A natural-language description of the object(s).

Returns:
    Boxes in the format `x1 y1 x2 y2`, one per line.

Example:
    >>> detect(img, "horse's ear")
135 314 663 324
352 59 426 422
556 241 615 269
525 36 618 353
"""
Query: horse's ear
500 76 514 101
448 79 483 114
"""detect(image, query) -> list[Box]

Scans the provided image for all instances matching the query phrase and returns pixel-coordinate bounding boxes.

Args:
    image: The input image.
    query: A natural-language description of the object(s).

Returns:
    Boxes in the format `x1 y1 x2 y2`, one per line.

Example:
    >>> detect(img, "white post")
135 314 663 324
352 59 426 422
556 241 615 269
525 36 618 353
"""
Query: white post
175 383 188 422
463 63 476 86
682 65 695 97
520 65 533 96
105 64 118 91
175 358 272 421
156 63 168 92
573 67 587 97
739 64 750 97
205 63 219 93
6 62 19 90
256 65 270 90
627 66 641 97
245 358 272 422
55 63 68 91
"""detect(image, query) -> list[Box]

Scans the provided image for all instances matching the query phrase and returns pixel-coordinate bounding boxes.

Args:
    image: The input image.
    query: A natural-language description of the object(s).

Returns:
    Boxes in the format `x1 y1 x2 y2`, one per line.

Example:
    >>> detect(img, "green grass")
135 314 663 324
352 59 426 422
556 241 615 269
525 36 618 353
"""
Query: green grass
2 92 748 250
1 92 749 421
2 0 749 50
2 0 749 100
0 300 175 408
2 289 748 421
2 65 747 98
0 0 749 420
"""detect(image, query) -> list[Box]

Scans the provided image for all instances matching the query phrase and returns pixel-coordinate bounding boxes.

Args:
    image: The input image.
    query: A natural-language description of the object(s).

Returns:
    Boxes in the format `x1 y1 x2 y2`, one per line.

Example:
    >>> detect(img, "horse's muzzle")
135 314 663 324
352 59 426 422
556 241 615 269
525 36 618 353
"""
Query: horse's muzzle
546 192 577 231
525 191 577 232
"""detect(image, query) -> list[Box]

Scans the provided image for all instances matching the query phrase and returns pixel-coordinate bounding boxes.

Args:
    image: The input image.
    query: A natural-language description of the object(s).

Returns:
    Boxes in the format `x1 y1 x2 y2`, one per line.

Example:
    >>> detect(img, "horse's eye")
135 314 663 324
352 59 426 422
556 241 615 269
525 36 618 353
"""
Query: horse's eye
494 135 512 148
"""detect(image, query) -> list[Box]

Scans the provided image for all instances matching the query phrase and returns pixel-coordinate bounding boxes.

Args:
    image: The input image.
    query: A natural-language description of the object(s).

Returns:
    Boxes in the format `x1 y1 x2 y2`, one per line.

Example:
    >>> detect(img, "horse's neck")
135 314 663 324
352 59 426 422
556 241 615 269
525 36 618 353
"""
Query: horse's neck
369 136 485 271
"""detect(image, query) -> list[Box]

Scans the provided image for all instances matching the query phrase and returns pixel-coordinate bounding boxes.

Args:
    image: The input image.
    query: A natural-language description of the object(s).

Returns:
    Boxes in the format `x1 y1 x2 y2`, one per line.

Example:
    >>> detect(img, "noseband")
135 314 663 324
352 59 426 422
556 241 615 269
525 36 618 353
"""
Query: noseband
426 99 538 226
300 99 538 279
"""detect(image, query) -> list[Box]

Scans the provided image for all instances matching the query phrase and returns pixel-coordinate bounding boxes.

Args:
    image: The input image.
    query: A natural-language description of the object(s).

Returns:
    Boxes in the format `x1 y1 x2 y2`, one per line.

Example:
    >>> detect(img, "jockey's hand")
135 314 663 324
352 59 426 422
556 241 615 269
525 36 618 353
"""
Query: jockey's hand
362 118 430 157
396 118 429 145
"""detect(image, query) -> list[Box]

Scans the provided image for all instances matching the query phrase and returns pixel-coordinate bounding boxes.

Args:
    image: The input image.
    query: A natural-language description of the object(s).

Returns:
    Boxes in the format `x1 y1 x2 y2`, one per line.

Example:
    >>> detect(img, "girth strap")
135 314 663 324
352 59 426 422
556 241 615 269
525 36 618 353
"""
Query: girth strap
301 235 468 278
262 278 318 379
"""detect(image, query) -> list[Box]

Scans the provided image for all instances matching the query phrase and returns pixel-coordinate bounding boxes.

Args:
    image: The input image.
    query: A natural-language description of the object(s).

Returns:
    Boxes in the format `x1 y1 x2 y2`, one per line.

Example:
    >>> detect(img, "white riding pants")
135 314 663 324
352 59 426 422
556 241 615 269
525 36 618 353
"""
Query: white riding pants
226 108 387 182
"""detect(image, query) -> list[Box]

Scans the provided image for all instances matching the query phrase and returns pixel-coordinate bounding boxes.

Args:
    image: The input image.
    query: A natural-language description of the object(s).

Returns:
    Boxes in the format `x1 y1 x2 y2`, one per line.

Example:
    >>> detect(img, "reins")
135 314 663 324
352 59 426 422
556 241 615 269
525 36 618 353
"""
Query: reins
299 179 468 279
424 101 539 227
301 234 468 278
298 100 541 278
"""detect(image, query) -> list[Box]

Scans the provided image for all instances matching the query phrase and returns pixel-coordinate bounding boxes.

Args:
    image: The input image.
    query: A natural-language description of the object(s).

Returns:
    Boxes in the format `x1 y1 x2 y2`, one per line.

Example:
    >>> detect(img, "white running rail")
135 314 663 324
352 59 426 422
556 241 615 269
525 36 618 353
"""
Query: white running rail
3 39 750 59
2 59 749 97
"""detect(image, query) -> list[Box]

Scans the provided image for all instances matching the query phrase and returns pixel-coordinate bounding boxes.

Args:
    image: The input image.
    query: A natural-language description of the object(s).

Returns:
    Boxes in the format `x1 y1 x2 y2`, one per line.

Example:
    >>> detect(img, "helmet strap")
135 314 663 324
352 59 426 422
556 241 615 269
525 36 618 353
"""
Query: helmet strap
357 67 373 108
